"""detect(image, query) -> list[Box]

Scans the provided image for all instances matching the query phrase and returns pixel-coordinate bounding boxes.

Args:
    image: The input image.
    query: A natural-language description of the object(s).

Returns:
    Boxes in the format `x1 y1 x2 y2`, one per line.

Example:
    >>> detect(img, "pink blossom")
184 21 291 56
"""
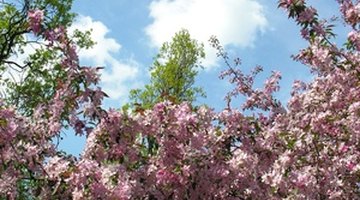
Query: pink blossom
346 162 356 171
111 182 132 199
298 7 317 23
28 9 44 34
156 169 179 185
348 30 360 51
45 156 70 179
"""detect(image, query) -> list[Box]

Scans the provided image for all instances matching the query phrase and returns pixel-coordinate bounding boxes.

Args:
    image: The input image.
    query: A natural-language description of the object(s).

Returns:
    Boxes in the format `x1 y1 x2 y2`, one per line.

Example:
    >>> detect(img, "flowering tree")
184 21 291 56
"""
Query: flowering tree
0 0 359 199
0 0 102 198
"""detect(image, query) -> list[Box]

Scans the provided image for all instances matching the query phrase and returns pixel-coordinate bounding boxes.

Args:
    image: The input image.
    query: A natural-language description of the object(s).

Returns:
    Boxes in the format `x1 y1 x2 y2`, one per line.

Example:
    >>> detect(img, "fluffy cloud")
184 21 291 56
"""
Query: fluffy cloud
146 0 268 67
70 16 139 100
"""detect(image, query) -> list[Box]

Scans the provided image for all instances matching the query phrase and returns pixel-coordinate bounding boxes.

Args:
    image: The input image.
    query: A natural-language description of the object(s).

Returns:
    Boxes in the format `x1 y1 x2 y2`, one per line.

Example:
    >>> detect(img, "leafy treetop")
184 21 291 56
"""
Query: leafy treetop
129 29 205 110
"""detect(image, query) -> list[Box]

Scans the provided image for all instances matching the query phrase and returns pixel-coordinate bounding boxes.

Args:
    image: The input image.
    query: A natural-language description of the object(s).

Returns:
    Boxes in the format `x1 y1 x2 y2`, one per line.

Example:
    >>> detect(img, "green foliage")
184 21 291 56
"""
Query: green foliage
0 0 94 117
72 29 96 49
0 2 28 63
129 29 205 109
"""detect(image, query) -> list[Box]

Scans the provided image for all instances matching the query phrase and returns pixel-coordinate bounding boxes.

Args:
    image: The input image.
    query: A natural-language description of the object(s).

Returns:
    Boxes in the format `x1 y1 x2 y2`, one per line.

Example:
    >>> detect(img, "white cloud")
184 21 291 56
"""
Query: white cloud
146 0 268 67
70 16 140 100
101 58 139 99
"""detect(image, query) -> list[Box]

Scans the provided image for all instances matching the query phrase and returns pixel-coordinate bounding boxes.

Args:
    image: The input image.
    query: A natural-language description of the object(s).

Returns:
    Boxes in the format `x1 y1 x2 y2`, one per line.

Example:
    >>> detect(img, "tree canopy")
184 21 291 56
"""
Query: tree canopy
0 0 94 117
129 29 205 110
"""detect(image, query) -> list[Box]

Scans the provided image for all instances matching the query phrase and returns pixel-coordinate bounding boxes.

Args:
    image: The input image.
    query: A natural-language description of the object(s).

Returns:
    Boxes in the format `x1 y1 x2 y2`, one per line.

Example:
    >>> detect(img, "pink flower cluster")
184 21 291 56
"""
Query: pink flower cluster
339 0 360 27
27 9 44 34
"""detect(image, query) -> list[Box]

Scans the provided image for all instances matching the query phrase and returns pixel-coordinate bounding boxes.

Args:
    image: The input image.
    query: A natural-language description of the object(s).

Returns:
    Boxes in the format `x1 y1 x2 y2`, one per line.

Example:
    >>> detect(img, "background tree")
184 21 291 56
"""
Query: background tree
0 0 94 117
129 29 205 110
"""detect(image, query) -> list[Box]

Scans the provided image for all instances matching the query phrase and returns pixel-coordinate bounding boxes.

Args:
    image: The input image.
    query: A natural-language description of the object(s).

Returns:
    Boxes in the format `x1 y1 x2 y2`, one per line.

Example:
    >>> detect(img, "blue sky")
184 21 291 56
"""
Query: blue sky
59 0 346 156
